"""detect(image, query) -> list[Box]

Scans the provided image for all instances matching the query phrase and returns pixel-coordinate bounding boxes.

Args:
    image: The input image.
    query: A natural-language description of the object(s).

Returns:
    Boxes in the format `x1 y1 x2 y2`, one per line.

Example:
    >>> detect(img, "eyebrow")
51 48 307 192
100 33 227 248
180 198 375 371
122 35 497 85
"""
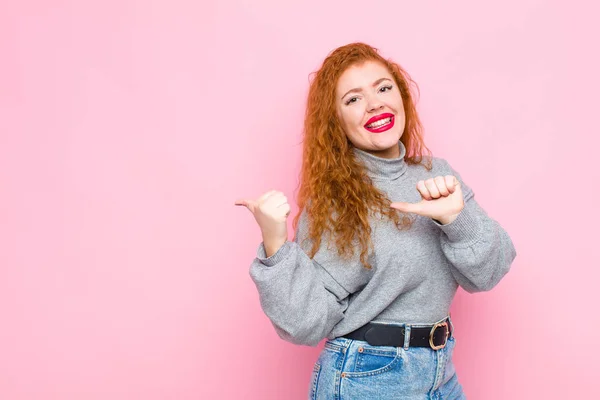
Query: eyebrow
341 77 393 100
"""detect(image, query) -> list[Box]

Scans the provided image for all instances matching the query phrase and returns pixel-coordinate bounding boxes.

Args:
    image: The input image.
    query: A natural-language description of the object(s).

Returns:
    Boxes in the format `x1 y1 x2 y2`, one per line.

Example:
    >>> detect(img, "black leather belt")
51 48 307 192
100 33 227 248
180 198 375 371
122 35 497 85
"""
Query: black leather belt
341 318 453 350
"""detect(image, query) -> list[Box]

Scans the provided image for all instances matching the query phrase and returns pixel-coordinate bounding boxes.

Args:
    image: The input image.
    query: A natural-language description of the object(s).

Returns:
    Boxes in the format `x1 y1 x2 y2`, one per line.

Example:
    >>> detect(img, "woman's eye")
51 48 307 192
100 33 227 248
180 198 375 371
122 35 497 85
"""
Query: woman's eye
379 85 393 93
345 97 358 105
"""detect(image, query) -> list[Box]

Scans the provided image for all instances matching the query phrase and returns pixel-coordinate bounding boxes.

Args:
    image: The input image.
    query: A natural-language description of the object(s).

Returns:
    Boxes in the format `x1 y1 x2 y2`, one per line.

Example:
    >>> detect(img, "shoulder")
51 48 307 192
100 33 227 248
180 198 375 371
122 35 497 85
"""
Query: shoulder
418 156 455 175
404 156 459 180
428 156 474 198
405 155 464 178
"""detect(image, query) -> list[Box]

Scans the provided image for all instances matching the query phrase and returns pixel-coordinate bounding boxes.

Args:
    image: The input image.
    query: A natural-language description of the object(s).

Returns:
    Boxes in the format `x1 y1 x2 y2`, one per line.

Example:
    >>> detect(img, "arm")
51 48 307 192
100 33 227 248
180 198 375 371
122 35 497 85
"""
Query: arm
249 239 350 346
434 160 517 293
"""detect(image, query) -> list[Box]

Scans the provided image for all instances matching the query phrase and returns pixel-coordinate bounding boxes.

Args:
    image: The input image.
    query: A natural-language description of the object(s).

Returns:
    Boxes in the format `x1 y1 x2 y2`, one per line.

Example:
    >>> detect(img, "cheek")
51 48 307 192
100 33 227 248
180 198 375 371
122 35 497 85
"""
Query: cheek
343 107 364 128
337 107 350 129
386 93 404 110
396 95 406 112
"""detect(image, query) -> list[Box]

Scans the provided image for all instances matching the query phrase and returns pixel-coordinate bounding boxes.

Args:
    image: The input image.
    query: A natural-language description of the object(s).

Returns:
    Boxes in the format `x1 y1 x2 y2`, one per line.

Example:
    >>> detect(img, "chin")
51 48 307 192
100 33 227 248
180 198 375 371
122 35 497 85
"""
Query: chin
377 132 402 146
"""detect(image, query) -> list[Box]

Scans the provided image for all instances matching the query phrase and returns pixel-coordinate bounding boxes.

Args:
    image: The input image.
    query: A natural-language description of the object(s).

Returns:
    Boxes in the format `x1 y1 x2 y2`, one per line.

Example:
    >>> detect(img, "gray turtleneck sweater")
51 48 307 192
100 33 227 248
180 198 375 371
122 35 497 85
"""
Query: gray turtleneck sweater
248 141 516 347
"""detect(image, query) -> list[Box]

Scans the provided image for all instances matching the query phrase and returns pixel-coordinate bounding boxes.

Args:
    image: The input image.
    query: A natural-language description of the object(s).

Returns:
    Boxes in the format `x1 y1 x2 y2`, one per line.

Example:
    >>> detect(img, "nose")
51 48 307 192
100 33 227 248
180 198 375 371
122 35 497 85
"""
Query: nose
366 95 384 113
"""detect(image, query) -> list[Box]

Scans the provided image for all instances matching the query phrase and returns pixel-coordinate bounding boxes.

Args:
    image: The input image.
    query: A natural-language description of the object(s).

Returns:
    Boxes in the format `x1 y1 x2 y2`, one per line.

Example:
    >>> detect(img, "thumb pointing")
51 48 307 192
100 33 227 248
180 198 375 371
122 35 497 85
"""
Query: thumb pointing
234 199 256 213
390 201 422 214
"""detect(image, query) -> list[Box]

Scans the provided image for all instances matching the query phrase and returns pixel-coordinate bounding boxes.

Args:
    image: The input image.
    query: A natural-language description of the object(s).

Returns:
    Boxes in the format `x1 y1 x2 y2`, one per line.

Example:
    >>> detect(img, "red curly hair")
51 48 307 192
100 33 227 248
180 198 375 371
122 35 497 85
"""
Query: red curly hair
292 42 432 270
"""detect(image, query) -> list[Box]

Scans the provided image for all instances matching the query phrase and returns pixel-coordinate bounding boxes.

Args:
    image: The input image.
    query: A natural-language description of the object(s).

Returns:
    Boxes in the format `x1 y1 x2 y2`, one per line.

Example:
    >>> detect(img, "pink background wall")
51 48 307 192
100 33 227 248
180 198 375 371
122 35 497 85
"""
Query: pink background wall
1 0 598 399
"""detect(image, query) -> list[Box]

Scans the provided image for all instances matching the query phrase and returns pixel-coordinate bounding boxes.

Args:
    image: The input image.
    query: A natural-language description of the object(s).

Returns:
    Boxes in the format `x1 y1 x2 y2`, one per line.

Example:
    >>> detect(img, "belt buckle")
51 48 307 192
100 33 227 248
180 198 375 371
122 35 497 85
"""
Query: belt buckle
429 321 449 350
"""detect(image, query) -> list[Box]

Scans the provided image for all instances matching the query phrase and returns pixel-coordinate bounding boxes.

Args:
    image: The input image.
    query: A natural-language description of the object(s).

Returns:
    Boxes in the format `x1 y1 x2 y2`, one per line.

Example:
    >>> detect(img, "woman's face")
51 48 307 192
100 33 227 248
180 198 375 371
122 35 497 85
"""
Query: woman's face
335 60 406 159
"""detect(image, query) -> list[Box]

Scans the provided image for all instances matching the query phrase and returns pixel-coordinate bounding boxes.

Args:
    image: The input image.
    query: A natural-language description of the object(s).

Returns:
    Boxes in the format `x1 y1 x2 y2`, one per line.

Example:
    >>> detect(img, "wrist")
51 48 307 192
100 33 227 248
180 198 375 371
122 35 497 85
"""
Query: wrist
435 212 460 226
262 235 287 258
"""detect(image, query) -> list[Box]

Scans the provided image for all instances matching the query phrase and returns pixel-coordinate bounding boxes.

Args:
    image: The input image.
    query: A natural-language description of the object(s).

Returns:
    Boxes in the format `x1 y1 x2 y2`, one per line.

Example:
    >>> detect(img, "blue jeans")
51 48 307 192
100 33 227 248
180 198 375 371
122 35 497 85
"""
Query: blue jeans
308 335 466 399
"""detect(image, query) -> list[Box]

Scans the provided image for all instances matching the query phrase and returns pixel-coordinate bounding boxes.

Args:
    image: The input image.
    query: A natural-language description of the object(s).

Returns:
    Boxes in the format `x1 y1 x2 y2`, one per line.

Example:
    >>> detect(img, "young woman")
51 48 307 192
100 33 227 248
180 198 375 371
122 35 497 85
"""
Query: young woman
236 42 516 400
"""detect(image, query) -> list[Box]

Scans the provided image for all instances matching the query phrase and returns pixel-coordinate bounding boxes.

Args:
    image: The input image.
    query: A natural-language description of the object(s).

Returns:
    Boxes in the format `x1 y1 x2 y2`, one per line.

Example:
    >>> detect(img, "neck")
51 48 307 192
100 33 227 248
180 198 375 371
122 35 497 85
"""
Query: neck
353 141 408 181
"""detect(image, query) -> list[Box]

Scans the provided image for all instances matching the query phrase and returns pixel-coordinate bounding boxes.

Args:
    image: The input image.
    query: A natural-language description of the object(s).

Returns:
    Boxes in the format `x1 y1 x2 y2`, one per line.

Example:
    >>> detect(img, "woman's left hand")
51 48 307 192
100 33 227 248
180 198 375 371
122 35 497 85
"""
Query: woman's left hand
390 176 464 225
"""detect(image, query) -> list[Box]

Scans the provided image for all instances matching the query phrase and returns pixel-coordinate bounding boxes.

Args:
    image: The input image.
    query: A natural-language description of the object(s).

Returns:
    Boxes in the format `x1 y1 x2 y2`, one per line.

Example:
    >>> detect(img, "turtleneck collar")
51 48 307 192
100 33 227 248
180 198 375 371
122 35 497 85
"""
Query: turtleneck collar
353 140 408 181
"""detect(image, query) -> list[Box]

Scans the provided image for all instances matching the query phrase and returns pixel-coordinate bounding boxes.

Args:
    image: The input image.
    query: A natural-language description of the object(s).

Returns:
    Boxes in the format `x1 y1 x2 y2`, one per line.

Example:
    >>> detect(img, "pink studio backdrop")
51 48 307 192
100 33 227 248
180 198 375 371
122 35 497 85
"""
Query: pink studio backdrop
1 0 598 399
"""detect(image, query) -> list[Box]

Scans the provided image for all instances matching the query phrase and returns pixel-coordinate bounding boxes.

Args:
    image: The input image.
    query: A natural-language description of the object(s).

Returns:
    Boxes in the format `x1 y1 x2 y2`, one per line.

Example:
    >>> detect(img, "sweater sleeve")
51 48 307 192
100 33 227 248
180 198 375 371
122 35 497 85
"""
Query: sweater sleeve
433 159 517 293
248 213 354 347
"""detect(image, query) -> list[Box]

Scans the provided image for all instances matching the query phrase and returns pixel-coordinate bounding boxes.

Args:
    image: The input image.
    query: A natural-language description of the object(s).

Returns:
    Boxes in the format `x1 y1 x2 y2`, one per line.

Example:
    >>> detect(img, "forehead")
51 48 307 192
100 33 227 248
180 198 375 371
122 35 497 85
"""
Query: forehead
336 60 393 92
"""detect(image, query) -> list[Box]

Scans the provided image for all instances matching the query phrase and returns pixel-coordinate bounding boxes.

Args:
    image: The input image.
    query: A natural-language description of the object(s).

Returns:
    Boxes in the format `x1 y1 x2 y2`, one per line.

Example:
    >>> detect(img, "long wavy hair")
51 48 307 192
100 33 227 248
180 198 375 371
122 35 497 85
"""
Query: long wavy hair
292 42 432 270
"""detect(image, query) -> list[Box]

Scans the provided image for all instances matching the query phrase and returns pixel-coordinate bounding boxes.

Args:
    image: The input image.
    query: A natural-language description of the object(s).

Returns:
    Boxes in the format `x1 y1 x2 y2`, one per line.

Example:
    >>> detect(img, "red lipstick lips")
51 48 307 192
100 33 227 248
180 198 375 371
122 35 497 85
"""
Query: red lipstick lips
364 113 395 133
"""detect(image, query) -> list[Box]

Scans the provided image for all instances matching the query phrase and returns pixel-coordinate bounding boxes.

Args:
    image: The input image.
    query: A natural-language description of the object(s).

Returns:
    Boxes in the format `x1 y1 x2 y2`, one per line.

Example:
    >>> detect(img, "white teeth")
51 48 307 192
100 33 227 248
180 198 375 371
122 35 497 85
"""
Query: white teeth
367 117 391 128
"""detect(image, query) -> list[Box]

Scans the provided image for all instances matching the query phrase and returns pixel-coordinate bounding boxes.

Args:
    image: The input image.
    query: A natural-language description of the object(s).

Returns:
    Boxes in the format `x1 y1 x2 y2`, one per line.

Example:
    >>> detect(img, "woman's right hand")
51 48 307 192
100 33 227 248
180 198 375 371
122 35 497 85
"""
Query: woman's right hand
235 190 291 257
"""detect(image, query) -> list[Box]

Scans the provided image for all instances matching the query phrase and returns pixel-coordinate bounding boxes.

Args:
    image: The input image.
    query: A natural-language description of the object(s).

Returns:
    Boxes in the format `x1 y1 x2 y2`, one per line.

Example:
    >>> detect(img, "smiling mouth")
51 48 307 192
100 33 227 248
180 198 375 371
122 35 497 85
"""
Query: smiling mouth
366 117 392 129
364 114 395 133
